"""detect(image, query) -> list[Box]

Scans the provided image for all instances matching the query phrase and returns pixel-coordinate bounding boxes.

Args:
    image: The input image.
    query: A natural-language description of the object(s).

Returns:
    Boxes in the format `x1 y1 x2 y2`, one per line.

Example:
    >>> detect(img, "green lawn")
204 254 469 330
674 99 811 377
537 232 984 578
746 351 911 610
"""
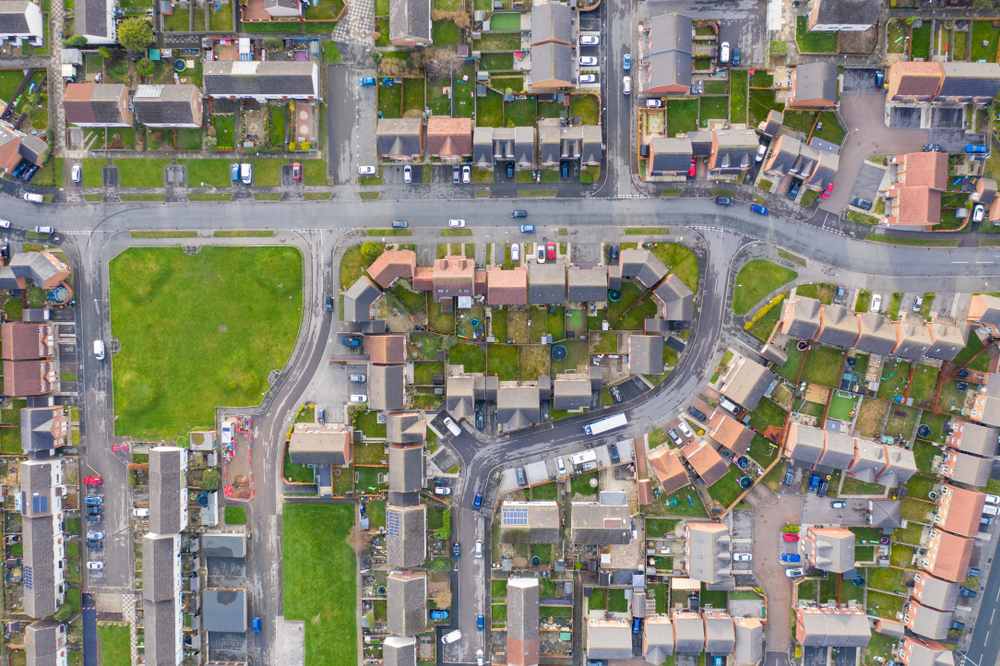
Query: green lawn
904 474 937 501
774 345 805 383
795 283 835 305
748 398 787 433
909 364 940 407
433 20 462 44
284 504 356 666
667 99 699 136
971 20 1000 61
901 497 932 523
877 358 913 402
477 89 504 127
733 260 798 316
649 243 699 293
706 466 745 508
488 344 519 380
450 343 486 373
97 624 131 666
224 505 247 525
110 247 302 439
699 96 728 123
505 98 537 126
884 404 919 442
570 471 600 498
570 94 600 125
796 15 837 52
730 69 748 124
608 588 629 613
867 590 905 619
800 346 846 388
646 518 681 538
954 333 992 372
841 477 886 495
911 440 938 475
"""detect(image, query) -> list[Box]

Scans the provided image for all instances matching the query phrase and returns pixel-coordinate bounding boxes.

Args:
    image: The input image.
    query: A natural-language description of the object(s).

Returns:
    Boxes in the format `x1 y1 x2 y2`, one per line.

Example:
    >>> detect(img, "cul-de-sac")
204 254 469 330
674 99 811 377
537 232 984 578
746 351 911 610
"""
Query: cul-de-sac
5 0 1000 665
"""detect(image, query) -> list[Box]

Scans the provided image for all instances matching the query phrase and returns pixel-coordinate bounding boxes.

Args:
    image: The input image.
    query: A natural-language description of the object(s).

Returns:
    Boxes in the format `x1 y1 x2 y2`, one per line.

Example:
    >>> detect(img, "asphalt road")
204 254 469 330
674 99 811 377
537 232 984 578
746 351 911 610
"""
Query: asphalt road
961 557 1000 666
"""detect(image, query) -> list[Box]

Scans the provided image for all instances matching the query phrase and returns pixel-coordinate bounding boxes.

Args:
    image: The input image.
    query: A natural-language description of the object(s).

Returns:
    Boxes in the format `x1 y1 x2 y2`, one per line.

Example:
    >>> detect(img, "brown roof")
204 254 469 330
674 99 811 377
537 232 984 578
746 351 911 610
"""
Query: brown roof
412 266 434 291
367 335 407 365
680 440 730 486
367 250 415 288
707 410 754 455
3 359 49 396
887 61 943 98
890 186 941 227
647 446 690 495
927 530 974 582
427 117 473 157
487 267 527 306
637 478 653 505
902 152 948 190
937 484 986 538
1 323 48 360
434 255 474 280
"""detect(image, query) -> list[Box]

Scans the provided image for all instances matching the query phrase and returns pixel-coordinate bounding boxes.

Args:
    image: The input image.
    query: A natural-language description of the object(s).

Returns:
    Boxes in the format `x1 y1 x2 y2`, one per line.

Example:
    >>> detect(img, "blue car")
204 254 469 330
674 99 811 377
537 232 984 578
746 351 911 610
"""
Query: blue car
520 224 535 233
478 614 484 631
750 204 768 216
632 617 642 634
359 77 376 86
966 145 989 154
808 474 820 491
84 496 103 506
623 54 631 71
781 553 801 563
252 617 261 633
430 610 450 620
473 492 483 510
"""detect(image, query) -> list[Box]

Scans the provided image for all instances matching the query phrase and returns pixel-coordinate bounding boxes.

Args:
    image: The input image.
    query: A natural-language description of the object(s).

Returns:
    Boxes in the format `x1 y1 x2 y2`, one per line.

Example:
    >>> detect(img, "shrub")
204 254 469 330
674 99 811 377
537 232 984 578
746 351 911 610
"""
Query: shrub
200 468 220 490
743 293 786 330
137 58 154 76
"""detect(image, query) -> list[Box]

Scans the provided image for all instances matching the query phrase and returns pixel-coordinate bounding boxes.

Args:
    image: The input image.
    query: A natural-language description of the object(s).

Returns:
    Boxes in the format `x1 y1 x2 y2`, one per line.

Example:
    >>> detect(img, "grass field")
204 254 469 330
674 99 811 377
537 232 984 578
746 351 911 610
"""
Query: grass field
733 260 798 316
800 346 845 387
96 624 130 666
109 247 302 439
283 504 356 666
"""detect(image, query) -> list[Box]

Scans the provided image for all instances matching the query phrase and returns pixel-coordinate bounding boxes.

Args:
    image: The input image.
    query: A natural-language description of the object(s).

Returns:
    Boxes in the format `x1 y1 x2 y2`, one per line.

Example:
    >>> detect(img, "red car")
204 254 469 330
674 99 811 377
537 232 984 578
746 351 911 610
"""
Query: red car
782 533 799 542
112 444 129 453
83 476 102 486
547 242 556 260
688 157 696 177
291 162 302 181
822 183 834 199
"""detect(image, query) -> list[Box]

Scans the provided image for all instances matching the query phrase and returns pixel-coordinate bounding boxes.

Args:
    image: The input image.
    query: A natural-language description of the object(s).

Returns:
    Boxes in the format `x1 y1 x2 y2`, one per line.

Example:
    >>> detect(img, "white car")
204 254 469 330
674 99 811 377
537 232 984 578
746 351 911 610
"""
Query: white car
622 75 631 95
755 144 767 162
984 505 1000 516
477 649 484 666
556 457 567 475
0 219 9 229
579 56 598 66
974 203 985 222
134 508 149 518
678 421 694 438
87 562 104 570
475 541 483 558
511 243 520 263
350 394 368 403
403 165 412 183
785 568 804 578
536 244 546 263
579 74 596 84
87 531 105 540
645 99 664 108
580 34 599 45
462 165 471 183
870 294 882 313
734 553 752 561
449 219 466 227
72 165 82 183
719 41 731 64
358 165 376 175
986 494 1000 505
433 486 452 496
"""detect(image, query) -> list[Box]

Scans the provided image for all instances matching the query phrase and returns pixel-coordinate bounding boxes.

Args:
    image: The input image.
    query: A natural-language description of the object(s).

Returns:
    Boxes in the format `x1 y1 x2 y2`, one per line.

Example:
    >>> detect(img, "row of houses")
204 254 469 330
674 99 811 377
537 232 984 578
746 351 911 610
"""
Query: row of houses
886 61 1000 107
784 422 918 486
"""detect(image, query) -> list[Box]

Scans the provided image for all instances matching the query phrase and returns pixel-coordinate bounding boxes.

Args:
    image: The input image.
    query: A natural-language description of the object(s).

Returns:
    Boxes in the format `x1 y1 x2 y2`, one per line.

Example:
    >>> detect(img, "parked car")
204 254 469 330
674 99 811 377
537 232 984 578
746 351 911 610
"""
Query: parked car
923 144 942 152
350 394 368 403
668 429 682 445
473 492 483 510
808 474 821 491
609 444 620 464
34 225 53 234
252 617 261 633
818 480 829 497
85 514 101 523
477 615 484 631
511 210 527 218
831 500 846 508
870 293 882 312
87 539 103 549
24 193 43 203
835 285 846 300
646 99 664 108
731 47 741 66
875 69 884 86
358 165 376 175
974 203 985 223
506 161 515 178
632 617 642 634
452 166 461 183
734 553 752 561
785 568 804 578
579 74 597 84
968 568 981 577
516 466 527 486
623 54 631 70
715 196 734 206
755 144 767 162
22 165 38 182
520 224 535 233
750 204 768 216
787 179 802 200
318 408 325 424
537 244 546 263
781 553 801 563
688 157 696 177
112 444 128 453
851 197 873 210
453 542 461 557
561 161 570 179
687 406 707 421
609 245 619 263
84 496 103 506
557 457 567 475
430 610 450 620
611 386 623 403
291 162 302 181
783 467 795 485
966 144 989 153
951 621 966 631
983 505 1000 516
240 163 252 185
719 41 730 64
87 531 105 540
959 587 977 598
476 411 484 430
403 165 412 184
134 508 149 518
359 77 376 86
325 296 334 312
511 243 520 263
985 494 1000 505
349 374 366 382
580 34 599 45
433 477 449 486
547 242 556 260
579 56 598 66
443 630 463 645
87 562 104 570
449 219 466 227
783 533 799 543
342 337 361 347
678 421 693 438
822 182 834 198
71 165 82 183
913 296 924 312
84 478 103 487
477 649 484 666
622 75 631 95
475 541 483 558
462 165 471 183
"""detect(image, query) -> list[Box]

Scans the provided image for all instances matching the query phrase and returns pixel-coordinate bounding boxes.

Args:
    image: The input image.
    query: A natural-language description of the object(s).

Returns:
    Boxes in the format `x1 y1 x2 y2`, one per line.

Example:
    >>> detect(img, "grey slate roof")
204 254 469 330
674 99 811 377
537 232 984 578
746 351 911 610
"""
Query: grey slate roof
133 85 200 126
948 420 997 457
288 425 352 466
913 573 960 612
868 500 901 529
387 572 427 637
856 313 897 355
143 598 180 666
712 130 758 173
25 620 63 666
813 0 881 26
783 296 821 340
202 60 319 98
621 249 668 289
203 589 248 632
370 364 405 411
497 386 541 432
75 0 111 38
149 446 186 535
685 522 732 584
143 533 179 603
446 375 476 422
388 0 431 42
383 637 418 666
704 612 736 654
925 317 969 362
938 62 1000 99
22 513 55 618
387 412 425 444
905 602 952 641
793 62 839 105
644 616 674 663
9 253 68 288
20 406 64 455
645 13 692 91
629 335 664 375
688 130 714 156
796 608 872 647
389 444 423 495
530 42 573 87
895 315 932 361
820 431 856 470
945 450 991 486
566 266 608 302
508 578 540 642
582 125 602 163
673 611 706 654
500 501 560 543
377 118 424 158
570 501 630 544
654 274 694 321
733 617 764 666
386 505 426 568
201 534 247 559
817 305 859 348
530 1 572 44
514 126 535 165
646 49 692 92
587 619 633 660
344 276 381 323
529 261 566 304
473 126 493 167
650 137 693 175
0 1 37 34
787 423 826 465
721 356 774 411
552 378 592 410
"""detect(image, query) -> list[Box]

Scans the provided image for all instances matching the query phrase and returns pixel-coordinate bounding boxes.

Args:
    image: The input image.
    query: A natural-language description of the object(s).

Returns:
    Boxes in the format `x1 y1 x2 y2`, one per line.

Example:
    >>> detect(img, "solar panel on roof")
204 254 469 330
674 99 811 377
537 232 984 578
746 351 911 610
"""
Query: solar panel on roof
502 506 528 526
32 495 47 514
23 566 32 589
386 509 400 537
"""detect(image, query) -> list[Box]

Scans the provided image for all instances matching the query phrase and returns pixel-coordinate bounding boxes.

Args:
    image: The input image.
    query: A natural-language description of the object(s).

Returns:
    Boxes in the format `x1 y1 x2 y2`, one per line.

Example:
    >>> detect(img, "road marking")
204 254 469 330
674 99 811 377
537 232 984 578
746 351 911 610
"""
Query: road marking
952 262 969 264
992 608 996 623
978 262 992 264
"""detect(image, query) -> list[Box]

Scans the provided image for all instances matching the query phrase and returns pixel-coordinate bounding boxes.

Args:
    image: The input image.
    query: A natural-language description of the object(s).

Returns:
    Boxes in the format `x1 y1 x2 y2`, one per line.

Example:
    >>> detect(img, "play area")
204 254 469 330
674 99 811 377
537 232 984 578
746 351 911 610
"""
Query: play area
827 391 858 422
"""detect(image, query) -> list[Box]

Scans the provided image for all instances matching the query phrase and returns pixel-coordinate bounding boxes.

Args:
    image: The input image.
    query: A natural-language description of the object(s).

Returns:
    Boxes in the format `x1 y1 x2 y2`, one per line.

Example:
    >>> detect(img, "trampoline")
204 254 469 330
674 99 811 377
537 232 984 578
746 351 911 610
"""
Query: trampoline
551 344 567 360
608 289 622 302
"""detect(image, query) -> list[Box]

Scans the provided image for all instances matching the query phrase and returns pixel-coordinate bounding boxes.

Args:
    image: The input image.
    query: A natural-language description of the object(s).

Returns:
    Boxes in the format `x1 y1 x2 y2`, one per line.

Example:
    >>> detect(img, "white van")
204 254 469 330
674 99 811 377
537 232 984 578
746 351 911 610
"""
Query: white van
23 193 43 203
133 508 149 518
718 397 740 415
240 163 253 185
442 630 462 644
443 417 462 436
93 340 105 360
983 505 1000 516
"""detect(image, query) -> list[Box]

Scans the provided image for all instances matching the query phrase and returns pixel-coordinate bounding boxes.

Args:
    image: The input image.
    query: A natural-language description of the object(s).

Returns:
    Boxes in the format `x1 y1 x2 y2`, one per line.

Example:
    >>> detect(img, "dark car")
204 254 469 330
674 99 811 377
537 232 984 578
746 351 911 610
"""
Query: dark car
561 161 569 179
835 285 846 300
783 467 795 485
506 162 514 178
22 165 38 182
957 382 968 393
86 505 102 514
476 411 484 430
851 197 873 210
609 443 620 464
968 567 981 577
731 47 741 66
818 480 829 497
609 245 619 263
473 492 483 510
875 69 884 86
632 617 642 634
453 166 461 183
923 144 942 152
12 162 27 179
511 210 527 218
687 406 706 421
715 196 734 206
325 296 333 312
453 542 461 557
478 614 485 631
951 621 966 631
750 204 768 216
85 514 101 523
959 587 977 598
787 179 802 200
433 477 449 486
87 539 103 548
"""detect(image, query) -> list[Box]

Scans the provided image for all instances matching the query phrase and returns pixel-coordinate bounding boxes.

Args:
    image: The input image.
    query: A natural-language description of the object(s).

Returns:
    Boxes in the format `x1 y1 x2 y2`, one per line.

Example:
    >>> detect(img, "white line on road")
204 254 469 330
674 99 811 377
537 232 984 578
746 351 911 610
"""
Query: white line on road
952 262 969 264
978 262 993 264
992 608 996 623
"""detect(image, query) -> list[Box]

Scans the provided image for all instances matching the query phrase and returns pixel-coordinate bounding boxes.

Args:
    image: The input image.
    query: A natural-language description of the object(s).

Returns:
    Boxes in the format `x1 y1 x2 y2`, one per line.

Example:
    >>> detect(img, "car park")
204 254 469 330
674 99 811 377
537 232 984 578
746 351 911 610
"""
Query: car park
462 166 471 183
623 54 631 70
832 500 846 508
359 165 376 175
678 421 693 438
851 197 873 210
520 224 535 233
511 210 527 218
511 243 520 262
783 468 795 485
473 492 483 510
403 165 412 183
687 406 706 421
453 542 461 557
913 296 923 312
668 429 682 445
715 196 734 206
734 553 752 561
579 56 598 66
783 533 799 542
475 541 483 558
645 99 664 108
449 219 466 227
719 41 730 64
755 145 767 162
359 77 376 86
622 76 631 95
580 35 599 45
785 568 803 578
87 562 104 570
781 553 801 563
870 294 882 312
750 204 768 216
537 244 546 263
609 444 620 464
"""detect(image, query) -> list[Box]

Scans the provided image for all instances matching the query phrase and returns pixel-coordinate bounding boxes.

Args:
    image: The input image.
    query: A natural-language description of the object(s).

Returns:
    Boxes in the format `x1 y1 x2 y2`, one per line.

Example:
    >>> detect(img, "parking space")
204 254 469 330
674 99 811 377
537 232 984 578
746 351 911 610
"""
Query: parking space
803 646 828 666
849 162 885 205
931 107 965 130
615 376 649 403
889 106 924 130
842 68 882 95
800 495 868 526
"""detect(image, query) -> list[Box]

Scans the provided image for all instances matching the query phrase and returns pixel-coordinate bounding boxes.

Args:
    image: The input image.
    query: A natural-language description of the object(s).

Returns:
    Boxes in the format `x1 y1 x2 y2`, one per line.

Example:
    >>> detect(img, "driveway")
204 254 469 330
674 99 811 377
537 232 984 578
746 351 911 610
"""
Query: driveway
746 484 802 653
800 495 868 526
325 63 376 185
820 94 928 216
